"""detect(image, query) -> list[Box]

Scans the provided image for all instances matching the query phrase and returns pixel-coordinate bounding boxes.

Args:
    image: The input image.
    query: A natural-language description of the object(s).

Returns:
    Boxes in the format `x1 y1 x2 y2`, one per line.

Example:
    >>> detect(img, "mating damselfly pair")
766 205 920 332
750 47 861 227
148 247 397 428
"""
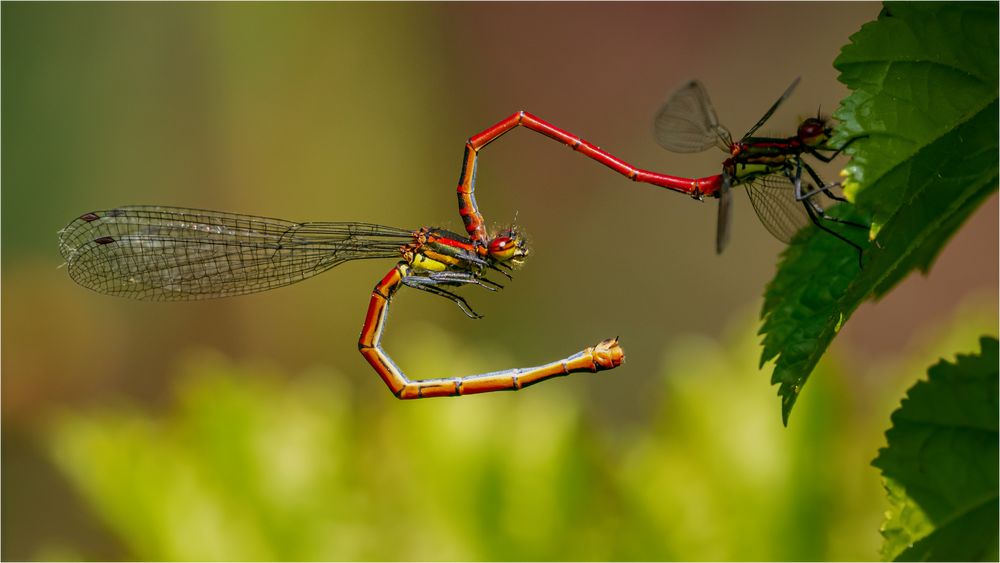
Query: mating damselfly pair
461 77 867 261
60 78 865 399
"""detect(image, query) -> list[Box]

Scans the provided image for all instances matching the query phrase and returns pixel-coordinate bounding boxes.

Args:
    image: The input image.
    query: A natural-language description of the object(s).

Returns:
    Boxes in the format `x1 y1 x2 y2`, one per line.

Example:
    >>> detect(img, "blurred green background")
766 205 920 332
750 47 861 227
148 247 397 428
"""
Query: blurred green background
3 3 997 560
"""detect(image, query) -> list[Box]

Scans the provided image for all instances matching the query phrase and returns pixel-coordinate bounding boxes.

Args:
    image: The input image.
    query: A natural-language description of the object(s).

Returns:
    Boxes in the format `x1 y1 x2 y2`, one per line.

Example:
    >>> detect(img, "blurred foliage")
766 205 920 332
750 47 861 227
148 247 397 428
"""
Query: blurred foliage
48 313 894 561
873 337 998 561
760 2 999 423
36 292 995 561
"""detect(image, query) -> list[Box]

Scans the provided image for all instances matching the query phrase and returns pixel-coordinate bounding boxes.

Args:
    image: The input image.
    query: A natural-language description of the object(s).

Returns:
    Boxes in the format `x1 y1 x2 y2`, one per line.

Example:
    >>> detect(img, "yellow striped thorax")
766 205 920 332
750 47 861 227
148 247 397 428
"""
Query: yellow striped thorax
409 252 449 272
729 162 779 187
404 227 488 274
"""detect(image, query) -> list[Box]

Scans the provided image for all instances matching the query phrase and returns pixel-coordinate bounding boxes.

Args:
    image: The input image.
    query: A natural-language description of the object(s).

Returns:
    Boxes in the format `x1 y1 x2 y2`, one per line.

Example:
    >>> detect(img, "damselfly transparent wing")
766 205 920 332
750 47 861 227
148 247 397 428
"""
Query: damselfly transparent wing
58 206 413 301
744 174 811 244
653 80 733 153
740 77 800 141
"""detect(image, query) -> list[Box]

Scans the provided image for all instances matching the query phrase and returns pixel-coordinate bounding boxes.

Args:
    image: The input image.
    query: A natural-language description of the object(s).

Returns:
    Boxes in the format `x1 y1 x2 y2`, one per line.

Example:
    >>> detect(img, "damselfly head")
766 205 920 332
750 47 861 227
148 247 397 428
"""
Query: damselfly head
797 117 832 147
487 228 529 266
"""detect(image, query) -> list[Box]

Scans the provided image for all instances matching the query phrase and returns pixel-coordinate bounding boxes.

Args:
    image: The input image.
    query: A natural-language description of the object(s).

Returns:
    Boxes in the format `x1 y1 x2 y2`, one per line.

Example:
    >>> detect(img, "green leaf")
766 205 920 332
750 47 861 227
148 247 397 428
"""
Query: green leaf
758 205 871 423
833 2 999 233
873 337 999 561
760 2 999 424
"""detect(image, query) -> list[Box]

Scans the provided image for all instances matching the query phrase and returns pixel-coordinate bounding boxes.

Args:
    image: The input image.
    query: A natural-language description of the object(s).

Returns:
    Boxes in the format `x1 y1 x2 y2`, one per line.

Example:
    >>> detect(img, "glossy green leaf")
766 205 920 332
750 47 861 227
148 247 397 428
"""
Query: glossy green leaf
833 2 998 232
760 2 999 424
873 337 999 561
758 205 870 423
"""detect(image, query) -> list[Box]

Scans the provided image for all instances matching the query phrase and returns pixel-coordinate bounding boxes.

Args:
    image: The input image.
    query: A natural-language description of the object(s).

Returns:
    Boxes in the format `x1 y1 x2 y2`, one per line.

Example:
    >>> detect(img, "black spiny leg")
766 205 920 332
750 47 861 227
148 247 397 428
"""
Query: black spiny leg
798 160 849 203
792 160 869 231
806 134 865 163
402 270 509 319
489 262 514 280
801 201 865 268
421 270 503 291
404 279 483 319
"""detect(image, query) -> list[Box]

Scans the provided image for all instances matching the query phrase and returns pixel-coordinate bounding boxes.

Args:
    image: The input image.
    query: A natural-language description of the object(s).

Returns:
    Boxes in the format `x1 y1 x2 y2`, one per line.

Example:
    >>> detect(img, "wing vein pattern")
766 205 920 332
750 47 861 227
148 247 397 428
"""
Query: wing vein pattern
58 206 414 300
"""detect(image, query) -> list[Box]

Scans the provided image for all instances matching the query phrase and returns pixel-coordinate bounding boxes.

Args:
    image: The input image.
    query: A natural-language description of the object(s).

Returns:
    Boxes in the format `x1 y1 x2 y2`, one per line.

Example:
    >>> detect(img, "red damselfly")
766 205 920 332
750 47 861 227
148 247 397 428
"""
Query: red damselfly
453 79 866 263
653 77 867 259
59 206 623 399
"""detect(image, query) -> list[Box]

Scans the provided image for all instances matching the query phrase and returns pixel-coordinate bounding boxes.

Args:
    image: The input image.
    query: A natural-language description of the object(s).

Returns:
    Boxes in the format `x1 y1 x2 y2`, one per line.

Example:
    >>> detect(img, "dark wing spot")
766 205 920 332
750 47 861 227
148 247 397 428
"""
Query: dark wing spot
94 236 116 245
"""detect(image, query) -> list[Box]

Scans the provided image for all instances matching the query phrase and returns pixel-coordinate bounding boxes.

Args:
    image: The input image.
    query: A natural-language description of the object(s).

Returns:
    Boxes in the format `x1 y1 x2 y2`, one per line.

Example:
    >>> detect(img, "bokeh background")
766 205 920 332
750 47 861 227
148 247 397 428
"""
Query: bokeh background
3 3 997 560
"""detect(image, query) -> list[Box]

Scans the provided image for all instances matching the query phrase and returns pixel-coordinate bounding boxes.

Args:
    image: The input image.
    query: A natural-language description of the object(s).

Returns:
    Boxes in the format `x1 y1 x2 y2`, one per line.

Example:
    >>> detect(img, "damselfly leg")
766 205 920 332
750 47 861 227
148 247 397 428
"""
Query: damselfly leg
789 158 870 229
402 269 504 319
784 161 867 266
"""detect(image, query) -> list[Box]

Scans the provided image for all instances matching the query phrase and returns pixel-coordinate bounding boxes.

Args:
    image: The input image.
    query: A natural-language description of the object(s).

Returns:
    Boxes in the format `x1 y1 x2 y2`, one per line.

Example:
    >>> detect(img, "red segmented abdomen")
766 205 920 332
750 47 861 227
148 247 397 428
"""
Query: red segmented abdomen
456 143 488 243
633 171 724 197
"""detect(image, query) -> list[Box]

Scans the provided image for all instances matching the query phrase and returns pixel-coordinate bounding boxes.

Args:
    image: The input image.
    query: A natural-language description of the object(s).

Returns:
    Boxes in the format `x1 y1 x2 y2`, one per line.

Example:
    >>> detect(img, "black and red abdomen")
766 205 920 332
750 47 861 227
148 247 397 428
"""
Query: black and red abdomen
733 138 803 166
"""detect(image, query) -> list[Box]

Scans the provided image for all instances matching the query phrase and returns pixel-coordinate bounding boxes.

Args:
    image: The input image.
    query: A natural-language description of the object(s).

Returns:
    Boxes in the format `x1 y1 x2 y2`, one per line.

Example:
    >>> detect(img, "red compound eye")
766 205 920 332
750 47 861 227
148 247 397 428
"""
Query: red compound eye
488 236 512 254
798 118 827 141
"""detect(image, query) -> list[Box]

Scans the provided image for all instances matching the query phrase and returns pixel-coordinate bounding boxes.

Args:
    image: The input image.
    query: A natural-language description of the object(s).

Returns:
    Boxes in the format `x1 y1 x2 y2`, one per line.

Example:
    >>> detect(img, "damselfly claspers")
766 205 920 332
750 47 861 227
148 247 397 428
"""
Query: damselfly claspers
452 79 867 264
59 207 623 399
